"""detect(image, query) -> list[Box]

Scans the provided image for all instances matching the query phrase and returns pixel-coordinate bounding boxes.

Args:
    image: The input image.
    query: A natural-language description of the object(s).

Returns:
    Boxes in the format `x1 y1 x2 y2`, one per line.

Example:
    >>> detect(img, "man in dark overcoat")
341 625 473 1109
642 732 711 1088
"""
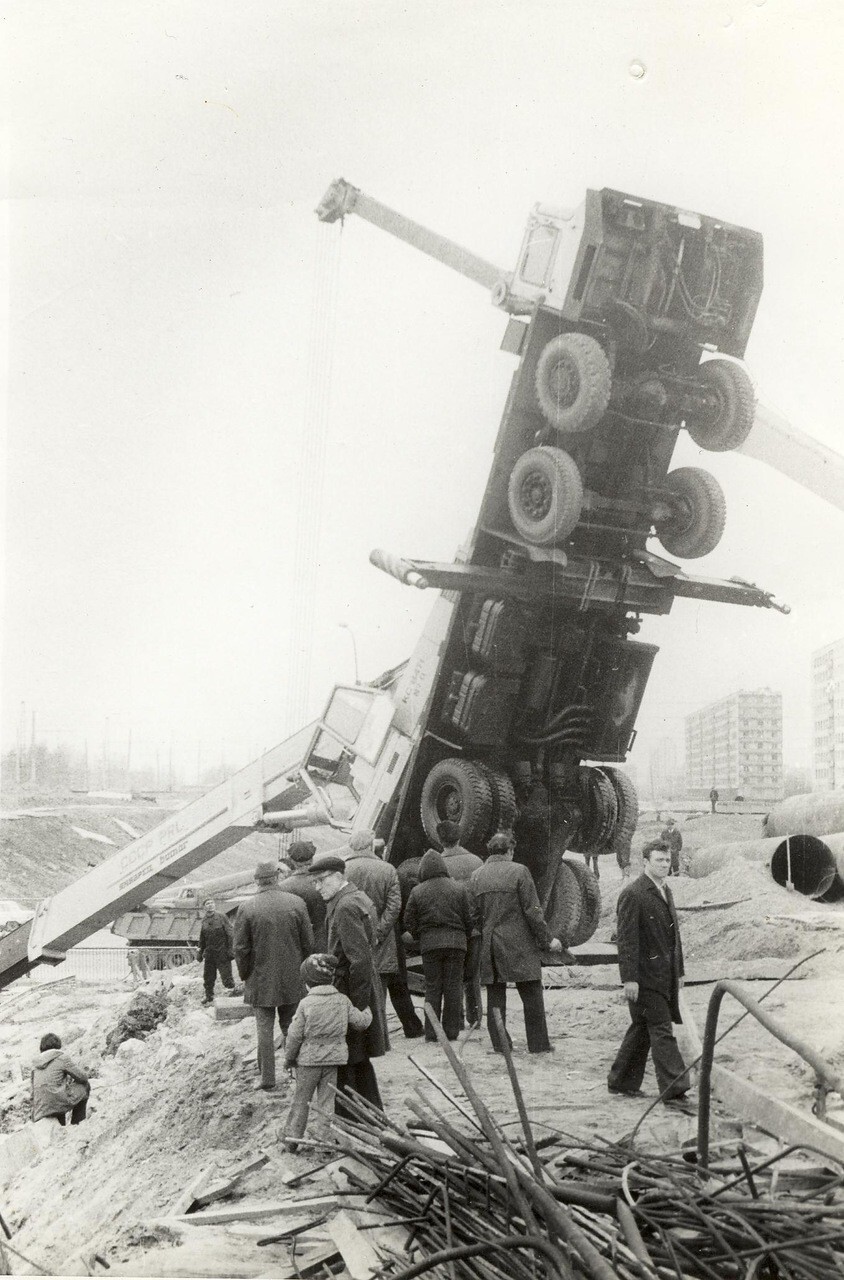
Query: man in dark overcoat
281 840 328 948
234 861 314 1091
308 853 389 1111
607 841 691 1108
345 829 423 1038
436 819 483 1029
197 898 235 1004
471 831 562 1053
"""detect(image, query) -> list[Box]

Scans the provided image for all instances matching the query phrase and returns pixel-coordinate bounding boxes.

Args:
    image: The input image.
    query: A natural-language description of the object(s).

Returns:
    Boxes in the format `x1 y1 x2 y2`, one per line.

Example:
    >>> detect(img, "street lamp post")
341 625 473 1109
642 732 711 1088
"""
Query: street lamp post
338 623 359 684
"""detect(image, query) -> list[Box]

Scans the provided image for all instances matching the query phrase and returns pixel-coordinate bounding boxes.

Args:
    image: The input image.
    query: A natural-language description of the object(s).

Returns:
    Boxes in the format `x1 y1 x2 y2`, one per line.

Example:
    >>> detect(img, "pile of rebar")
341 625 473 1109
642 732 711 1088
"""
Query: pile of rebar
318 1007 844 1280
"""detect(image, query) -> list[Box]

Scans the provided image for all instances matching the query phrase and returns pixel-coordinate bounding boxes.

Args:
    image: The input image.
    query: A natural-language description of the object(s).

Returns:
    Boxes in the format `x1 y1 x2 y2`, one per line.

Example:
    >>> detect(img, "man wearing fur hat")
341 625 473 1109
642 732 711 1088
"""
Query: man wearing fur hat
234 861 315 1091
308 853 389 1110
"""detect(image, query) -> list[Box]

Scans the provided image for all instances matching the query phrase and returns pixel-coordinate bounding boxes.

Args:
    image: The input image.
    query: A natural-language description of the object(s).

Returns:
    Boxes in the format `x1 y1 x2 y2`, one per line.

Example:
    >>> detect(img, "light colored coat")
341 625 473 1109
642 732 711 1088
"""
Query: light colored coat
283 986 372 1068
31 1049 89 1122
344 850 401 974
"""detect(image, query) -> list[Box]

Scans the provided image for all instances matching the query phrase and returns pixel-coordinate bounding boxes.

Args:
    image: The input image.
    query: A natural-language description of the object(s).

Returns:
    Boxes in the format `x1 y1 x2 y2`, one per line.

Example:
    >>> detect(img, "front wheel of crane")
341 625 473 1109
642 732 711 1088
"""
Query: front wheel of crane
654 467 726 559
535 332 612 432
507 446 583 546
420 758 494 847
686 359 756 452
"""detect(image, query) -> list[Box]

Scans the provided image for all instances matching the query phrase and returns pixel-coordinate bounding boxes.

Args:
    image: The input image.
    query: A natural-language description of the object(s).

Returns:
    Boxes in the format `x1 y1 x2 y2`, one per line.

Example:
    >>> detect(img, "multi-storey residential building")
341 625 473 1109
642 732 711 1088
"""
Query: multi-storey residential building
685 688 783 802
812 638 844 791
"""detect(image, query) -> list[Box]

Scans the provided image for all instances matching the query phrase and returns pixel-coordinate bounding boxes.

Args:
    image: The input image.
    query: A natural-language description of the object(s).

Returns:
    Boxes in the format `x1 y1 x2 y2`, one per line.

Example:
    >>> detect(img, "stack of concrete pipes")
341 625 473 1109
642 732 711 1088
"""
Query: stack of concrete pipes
691 791 844 901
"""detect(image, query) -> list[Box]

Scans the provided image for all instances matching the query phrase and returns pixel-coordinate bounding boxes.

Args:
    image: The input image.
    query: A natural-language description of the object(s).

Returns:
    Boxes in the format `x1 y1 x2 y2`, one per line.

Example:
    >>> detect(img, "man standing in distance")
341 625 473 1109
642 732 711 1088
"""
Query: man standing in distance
471 831 562 1054
607 841 692 1110
345 830 423 1039
660 817 683 877
197 898 235 1005
282 840 328 949
309 853 389 1110
234 861 314 1092
436 819 483 1029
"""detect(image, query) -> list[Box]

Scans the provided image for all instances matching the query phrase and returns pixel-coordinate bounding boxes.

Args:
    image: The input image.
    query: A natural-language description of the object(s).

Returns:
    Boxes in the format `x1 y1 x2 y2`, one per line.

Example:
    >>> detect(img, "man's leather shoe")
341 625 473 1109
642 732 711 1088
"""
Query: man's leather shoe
608 1086 645 1098
663 1095 695 1115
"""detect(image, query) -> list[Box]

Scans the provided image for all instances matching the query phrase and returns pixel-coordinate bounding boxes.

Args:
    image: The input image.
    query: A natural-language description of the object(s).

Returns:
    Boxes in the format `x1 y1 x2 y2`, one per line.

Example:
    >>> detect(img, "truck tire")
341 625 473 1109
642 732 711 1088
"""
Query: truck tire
571 766 618 852
542 857 582 948
420 758 494 847
603 766 639 863
564 858 602 946
535 332 612 433
687 359 756 452
165 948 193 969
507 446 583 546
654 467 726 559
480 765 517 835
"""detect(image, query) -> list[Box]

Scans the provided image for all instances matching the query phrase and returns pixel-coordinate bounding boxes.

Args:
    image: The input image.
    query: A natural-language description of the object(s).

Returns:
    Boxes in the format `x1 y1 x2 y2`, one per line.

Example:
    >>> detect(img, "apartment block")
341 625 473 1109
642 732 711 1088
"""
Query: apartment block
685 688 783 801
812 638 844 790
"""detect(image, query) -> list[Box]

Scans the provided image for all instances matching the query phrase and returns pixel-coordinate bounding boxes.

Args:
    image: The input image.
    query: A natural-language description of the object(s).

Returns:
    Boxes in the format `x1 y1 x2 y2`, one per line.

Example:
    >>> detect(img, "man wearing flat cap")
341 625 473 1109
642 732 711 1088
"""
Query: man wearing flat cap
309 852 389 1111
281 840 327 949
234 860 315 1091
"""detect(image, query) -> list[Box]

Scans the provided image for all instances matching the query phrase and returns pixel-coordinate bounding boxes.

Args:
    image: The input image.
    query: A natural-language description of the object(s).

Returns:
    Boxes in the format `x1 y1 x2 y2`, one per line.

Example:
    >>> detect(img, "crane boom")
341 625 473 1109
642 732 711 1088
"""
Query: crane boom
316 178 505 292
0 721 318 989
741 402 844 515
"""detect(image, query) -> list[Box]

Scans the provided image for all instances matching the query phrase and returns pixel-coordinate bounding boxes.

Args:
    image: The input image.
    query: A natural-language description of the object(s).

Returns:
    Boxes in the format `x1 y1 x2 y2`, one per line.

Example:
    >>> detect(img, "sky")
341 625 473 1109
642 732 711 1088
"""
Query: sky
2 0 844 783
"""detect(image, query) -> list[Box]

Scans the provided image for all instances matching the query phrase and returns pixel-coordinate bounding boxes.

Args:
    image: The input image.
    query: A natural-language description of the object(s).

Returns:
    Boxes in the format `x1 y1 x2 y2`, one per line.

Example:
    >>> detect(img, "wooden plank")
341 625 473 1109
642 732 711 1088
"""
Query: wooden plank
172 1195 357 1226
678 995 844 1166
194 1151 269 1206
327 1210 380 1280
166 1166 215 1218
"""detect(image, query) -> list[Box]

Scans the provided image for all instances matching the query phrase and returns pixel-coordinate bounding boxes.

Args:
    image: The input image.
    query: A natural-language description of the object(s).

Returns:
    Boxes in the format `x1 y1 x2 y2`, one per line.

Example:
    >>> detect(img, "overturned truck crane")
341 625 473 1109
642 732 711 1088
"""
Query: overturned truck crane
257 180 786 947
0 180 796 991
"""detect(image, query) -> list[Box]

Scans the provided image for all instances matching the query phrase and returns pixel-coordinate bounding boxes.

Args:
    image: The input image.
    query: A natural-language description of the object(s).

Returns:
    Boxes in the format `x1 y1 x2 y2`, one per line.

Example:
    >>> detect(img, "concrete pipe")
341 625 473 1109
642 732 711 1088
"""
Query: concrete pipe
689 832 843 900
769 834 838 900
763 791 844 840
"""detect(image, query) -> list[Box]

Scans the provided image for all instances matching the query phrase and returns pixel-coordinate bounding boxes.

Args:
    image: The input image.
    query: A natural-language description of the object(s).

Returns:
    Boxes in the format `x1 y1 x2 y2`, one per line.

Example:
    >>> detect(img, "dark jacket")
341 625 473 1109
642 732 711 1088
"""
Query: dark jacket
197 911 234 961
660 828 683 857
281 870 328 950
616 873 685 1021
471 854 554 983
31 1049 89 1122
326 883 389 1062
344 850 402 975
234 885 314 1007
407 849 478 952
404 851 476 953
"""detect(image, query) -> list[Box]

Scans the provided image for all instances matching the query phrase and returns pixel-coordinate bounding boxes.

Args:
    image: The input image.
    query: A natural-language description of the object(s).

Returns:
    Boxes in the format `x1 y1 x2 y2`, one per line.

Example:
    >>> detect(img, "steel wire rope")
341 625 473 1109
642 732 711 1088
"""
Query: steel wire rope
286 225 342 731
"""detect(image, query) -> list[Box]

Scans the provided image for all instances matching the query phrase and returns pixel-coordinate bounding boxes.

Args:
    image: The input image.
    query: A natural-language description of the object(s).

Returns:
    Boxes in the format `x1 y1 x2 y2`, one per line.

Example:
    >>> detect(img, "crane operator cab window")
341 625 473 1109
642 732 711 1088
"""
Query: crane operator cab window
519 219 559 287
303 687 393 825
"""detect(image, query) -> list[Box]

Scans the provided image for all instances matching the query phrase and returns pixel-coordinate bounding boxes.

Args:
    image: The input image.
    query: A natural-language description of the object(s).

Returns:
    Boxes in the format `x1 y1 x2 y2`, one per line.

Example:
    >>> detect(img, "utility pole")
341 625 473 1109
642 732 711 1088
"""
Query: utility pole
16 701 24 785
28 708 36 784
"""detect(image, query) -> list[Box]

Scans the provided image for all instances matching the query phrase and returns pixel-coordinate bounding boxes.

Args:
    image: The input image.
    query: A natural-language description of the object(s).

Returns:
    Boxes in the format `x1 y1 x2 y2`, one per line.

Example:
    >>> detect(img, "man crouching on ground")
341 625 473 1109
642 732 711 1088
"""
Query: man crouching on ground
607 841 693 1112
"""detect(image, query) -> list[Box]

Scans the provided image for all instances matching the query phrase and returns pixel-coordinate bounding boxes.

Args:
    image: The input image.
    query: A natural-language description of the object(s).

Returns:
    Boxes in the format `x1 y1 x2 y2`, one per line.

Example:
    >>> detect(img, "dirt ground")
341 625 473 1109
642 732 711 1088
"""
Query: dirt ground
1 800 843 1277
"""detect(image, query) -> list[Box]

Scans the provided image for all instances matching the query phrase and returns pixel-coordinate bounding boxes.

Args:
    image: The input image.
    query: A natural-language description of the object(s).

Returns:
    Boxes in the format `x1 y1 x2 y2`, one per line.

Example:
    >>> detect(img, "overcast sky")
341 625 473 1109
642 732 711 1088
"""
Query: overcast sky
3 0 844 782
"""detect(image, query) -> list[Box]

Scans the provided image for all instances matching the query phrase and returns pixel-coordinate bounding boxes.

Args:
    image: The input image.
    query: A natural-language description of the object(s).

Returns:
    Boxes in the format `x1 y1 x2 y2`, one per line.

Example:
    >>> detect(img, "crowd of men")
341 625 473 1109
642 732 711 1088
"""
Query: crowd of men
194 817 694 1144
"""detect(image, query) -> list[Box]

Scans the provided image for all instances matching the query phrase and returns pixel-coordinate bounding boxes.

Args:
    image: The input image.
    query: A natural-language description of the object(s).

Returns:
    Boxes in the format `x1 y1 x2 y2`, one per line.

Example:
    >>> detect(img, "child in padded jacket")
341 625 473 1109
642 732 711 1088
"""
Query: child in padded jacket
282 953 372 1149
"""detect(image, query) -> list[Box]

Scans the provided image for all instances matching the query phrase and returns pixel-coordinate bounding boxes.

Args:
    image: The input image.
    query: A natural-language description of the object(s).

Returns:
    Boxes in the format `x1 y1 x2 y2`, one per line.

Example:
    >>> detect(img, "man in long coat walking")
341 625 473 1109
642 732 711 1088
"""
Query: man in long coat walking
471 831 562 1053
607 841 692 1109
308 853 389 1111
235 861 314 1091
